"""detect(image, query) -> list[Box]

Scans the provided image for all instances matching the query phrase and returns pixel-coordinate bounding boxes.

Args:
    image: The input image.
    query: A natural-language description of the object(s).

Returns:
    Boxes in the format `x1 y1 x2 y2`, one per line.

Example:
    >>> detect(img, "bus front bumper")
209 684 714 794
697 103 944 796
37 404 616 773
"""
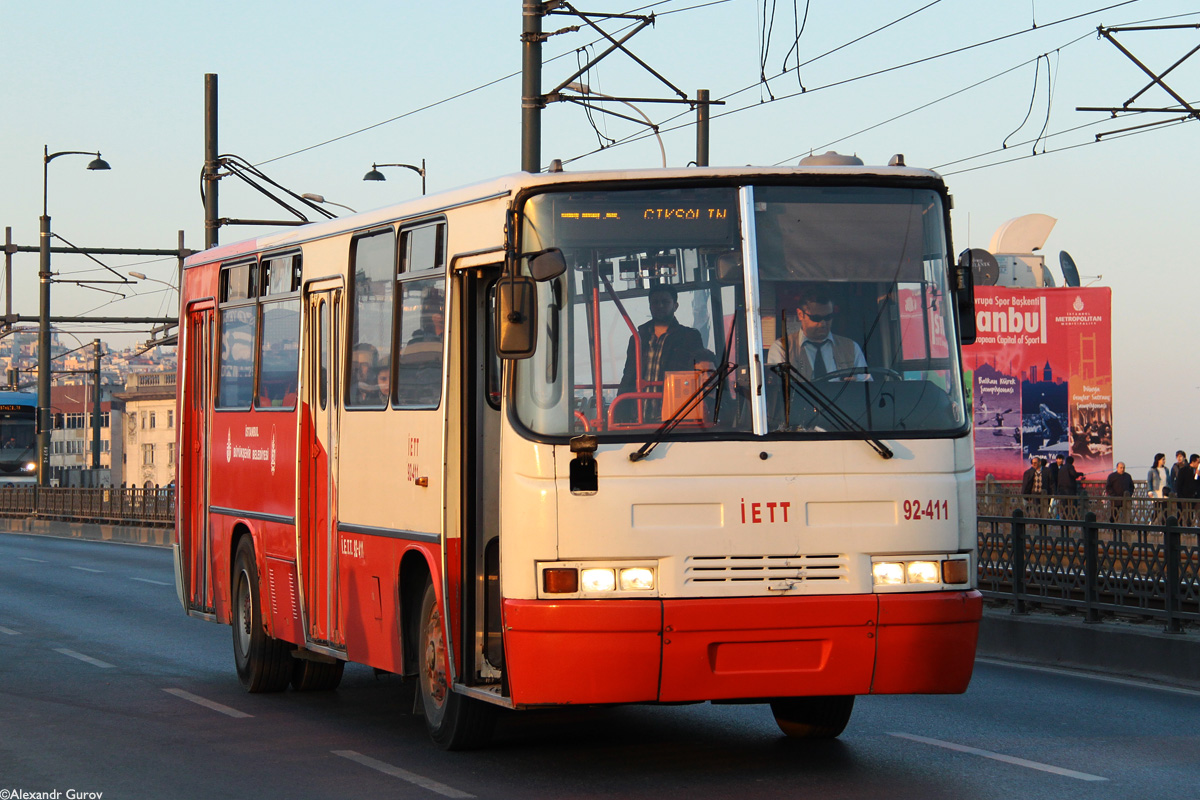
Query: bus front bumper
501 590 981 707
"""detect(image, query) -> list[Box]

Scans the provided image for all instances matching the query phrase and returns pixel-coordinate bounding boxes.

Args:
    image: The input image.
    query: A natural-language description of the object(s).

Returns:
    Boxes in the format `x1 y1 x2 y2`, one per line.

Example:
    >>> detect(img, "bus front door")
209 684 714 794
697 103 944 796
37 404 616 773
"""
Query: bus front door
182 302 215 615
301 282 344 649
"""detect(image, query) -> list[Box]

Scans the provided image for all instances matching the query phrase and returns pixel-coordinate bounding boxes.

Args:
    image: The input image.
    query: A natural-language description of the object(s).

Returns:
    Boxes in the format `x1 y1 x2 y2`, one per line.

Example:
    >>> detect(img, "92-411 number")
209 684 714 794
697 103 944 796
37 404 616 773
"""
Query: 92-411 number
903 499 949 520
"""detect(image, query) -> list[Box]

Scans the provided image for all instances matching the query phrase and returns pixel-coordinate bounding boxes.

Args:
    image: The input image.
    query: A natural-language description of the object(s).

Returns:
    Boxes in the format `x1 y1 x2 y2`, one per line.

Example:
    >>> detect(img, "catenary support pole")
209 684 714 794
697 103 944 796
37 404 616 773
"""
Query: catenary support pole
204 74 219 249
696 89 710 167
521 2 543 173
91 339 101 470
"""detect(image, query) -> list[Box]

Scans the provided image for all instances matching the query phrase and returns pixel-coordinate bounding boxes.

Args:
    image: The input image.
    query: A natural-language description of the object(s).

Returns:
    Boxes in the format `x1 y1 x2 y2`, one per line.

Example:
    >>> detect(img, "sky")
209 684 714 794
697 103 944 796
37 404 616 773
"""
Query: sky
2 0 1197 467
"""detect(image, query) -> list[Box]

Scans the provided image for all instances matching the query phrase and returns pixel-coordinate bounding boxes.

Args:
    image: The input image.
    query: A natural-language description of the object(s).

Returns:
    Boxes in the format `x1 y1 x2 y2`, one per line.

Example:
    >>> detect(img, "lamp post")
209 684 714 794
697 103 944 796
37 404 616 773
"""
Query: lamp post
38 146 110 487
363 159 426 195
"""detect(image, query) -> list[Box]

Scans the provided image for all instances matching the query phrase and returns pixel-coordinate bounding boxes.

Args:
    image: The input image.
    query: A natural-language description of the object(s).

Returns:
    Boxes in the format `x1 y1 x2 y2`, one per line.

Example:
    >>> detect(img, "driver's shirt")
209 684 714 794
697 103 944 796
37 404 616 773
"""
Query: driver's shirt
766 331 866 379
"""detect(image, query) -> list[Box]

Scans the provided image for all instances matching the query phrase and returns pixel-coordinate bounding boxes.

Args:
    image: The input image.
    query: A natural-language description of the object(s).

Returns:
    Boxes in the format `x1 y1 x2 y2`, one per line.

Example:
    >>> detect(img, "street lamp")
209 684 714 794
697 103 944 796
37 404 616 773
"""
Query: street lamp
39 146 110 487
566 82 667 168
363 159 426 195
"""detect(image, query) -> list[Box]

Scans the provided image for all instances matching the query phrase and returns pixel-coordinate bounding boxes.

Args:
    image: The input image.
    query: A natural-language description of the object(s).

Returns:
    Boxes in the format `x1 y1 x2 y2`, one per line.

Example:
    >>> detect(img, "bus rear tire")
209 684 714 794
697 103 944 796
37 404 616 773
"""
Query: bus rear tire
232 537 292 693
770 696 854 739
291 657 345 691
417 579 496 750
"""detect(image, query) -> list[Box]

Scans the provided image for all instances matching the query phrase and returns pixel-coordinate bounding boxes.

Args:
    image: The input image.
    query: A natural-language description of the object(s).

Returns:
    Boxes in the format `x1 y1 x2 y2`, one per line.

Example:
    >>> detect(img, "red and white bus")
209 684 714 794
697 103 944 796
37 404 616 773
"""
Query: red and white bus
174 156 982 749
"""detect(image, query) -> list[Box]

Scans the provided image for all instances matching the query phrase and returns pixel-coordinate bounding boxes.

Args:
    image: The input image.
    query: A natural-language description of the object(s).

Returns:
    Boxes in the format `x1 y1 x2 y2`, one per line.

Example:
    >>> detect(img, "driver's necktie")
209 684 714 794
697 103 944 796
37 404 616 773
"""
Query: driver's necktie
807 341 828 379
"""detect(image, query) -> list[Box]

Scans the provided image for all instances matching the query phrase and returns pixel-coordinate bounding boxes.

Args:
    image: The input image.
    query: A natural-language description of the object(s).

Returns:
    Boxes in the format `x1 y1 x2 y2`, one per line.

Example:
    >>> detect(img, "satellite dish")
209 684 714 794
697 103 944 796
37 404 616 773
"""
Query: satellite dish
1059 251 1081 287
959 248 999 286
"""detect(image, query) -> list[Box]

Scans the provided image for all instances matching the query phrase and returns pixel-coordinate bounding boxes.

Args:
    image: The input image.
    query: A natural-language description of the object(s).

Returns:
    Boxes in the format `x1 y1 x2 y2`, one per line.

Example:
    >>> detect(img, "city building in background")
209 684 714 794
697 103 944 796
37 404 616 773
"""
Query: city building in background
116 370 177 488
48 385 123 487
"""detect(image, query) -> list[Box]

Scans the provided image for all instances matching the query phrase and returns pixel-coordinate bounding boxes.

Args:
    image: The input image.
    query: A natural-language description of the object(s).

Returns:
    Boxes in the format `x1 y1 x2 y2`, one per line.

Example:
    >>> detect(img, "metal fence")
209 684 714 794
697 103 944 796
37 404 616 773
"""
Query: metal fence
0 486 174 527
978 488 1200 633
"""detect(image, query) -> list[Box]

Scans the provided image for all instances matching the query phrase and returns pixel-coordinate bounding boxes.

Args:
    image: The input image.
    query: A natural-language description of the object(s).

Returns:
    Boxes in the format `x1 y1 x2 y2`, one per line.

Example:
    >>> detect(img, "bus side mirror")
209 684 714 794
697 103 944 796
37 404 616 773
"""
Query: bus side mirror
495 275 538 359
953 251 977 345
527 248 567 282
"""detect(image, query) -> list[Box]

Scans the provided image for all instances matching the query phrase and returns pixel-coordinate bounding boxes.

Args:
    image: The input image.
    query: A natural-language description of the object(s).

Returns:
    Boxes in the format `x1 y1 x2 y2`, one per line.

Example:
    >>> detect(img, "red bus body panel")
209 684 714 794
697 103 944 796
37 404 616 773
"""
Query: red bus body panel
502 591 981 707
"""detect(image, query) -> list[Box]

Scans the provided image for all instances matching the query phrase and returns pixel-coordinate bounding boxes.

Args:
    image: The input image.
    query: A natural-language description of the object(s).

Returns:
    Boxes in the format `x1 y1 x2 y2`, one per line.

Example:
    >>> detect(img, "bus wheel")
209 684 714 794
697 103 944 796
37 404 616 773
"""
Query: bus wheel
417 579 496 750
769 696 855 739
291 657 345 691
232 537 292 692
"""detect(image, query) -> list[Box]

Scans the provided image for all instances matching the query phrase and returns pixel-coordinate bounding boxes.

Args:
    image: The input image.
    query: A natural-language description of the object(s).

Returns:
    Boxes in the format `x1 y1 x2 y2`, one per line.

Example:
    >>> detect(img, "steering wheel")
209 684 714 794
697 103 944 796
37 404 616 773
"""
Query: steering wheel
815 366 903 382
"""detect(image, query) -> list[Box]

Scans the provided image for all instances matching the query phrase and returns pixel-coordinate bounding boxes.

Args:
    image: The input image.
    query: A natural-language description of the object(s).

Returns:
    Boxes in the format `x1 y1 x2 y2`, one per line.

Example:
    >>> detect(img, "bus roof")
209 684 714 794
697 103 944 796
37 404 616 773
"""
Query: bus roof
185 163 944 269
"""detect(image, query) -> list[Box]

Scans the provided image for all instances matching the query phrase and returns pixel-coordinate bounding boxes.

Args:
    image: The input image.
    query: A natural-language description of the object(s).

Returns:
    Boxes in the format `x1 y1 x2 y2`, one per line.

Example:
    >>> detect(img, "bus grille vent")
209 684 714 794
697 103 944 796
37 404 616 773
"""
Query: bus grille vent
685 554 847 583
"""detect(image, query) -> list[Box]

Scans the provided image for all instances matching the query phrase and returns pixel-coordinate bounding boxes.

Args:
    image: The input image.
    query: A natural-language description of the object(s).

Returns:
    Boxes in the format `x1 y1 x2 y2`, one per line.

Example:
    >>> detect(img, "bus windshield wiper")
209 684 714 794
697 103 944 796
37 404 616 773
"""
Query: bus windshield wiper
773 361 893 459
629 360 736 462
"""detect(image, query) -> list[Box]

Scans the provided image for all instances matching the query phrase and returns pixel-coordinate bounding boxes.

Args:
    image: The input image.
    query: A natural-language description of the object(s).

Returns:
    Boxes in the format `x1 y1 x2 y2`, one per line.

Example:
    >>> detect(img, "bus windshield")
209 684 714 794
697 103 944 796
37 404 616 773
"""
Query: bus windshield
513 184 966 441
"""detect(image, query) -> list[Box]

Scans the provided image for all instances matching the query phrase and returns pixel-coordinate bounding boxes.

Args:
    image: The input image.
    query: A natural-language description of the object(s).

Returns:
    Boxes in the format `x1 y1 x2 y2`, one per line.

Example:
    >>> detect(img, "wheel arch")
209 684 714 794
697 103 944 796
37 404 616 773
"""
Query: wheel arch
398 547 435 678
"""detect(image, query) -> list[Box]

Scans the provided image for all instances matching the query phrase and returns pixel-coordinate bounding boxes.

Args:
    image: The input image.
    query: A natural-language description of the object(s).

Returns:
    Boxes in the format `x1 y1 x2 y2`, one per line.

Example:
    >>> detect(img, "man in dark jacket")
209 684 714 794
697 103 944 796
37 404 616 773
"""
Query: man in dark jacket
1177 455 1199 500
1105 461 1135 521
1021 456 1052 518
616 285 714 423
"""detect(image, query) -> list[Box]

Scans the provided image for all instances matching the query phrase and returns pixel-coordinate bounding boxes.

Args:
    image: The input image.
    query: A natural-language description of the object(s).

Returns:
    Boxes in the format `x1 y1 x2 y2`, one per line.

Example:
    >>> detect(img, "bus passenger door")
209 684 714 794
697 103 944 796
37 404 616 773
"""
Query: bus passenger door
301 281 345 649
182 301 215 614
458 267 503 684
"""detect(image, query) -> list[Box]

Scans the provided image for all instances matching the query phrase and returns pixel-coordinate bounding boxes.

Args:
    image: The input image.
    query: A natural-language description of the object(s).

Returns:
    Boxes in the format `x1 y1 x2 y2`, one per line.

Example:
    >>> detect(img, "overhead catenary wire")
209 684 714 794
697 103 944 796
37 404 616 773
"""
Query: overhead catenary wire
559 0 1152 167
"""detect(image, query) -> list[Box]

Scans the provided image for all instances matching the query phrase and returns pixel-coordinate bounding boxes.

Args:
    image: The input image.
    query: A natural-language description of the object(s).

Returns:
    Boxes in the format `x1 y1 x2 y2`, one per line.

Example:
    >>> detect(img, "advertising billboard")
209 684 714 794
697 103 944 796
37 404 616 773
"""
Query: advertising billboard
965 287 1113 481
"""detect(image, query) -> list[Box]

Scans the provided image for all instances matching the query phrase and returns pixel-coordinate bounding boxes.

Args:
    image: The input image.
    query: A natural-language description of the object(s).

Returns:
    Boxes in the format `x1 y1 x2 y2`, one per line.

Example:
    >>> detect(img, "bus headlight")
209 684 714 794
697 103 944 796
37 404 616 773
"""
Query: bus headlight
538 562 658 597
872 556 972 590
618 567 654 591
22 462 36 473
906 561 940 584
872 562 905 586
580 568 616 593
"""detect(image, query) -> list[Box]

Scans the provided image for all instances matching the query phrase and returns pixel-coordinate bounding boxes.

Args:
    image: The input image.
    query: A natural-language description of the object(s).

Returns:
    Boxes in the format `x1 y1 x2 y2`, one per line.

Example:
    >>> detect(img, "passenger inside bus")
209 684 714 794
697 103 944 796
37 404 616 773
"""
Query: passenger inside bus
613 283 715 423
351 342 383 404
396 287 445 407
765 284 868 381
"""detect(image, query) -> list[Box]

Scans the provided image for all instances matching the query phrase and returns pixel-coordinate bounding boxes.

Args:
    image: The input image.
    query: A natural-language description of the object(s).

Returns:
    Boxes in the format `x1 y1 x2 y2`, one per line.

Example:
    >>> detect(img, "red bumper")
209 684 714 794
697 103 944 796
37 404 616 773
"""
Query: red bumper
502 591 981 707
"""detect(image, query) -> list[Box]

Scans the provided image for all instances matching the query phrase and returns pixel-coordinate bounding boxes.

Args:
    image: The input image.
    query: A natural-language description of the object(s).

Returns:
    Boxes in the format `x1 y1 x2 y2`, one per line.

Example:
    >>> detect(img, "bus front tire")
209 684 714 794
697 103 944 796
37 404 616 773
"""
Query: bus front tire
417 579 496 750
232 537 293 692
770 695 855 739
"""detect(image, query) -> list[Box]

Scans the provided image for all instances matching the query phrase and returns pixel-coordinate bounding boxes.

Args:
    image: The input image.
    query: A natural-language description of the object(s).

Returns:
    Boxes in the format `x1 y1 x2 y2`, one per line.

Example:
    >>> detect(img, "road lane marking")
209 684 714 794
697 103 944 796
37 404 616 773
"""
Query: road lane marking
70 566 104 573
54 648 116 669
20 557 47 563
889 732 1107 782
976 657 1200 698
0 626 20 635
333 750 475 798
163 688 253 718
130 577 172 586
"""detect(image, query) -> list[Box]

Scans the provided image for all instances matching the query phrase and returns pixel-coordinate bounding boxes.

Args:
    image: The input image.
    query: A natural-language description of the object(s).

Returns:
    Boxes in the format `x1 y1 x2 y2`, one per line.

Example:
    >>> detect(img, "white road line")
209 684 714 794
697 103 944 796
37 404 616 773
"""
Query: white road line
333 750 475 798
889 732 1107 782
130 577 172 586
69 566 104 573
20 557 47 563
976 657 1200 698
54 648 116 669
163 688 253 719
0 626 20 635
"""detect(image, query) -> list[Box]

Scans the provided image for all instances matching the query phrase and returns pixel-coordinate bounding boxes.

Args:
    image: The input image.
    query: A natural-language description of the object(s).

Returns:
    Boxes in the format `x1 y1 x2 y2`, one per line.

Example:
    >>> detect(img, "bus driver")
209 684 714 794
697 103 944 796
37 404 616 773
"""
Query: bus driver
766 285 866 380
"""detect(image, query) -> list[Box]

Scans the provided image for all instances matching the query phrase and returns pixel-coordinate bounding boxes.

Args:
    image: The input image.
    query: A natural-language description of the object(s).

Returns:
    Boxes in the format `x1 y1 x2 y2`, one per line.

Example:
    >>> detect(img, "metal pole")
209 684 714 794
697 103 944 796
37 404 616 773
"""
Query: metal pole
91 339 101 470
1083 511 1100 623
176 230 186 316
521 2 543 173
204 74 219 249
38 151 52 486
4 227 12 328
696 89 710 167
1011 508 1027 615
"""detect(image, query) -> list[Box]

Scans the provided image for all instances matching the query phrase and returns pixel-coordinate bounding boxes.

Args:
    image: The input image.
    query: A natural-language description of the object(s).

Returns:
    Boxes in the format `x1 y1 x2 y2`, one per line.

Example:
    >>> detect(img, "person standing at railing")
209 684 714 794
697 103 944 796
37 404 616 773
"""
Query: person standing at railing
1168 450 1188 496
1056 455 1081 518
1021 456 1052 519
1105 462 1135 522
1147 453 1170 498
1177 455 1199 500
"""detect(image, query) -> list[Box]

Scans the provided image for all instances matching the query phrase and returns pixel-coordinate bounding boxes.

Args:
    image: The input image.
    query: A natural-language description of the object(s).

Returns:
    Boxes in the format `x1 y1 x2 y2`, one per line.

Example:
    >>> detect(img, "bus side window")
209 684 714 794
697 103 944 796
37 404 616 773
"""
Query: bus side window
396 278 445 408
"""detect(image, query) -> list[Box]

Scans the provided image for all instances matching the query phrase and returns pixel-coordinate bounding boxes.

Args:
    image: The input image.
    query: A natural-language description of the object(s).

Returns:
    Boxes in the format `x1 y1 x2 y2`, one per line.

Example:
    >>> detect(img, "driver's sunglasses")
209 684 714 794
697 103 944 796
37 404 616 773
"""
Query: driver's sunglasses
802 309 835 323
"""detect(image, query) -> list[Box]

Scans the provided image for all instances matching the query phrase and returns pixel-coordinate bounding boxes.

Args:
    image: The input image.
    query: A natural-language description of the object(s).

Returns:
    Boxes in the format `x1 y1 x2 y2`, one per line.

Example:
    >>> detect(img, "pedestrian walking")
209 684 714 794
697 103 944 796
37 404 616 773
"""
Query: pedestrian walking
1147 453 1170 498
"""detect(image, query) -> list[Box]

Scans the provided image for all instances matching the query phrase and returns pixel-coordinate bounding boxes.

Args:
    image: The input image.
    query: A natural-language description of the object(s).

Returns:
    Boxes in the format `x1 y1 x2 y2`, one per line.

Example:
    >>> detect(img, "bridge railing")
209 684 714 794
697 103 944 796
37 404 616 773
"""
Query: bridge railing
0 486 174 527
977 489 1200 633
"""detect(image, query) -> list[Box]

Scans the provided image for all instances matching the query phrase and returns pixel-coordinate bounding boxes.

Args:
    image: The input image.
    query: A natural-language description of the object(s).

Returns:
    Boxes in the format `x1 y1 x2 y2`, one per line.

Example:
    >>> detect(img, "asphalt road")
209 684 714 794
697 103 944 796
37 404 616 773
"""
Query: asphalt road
2 531 1197 800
